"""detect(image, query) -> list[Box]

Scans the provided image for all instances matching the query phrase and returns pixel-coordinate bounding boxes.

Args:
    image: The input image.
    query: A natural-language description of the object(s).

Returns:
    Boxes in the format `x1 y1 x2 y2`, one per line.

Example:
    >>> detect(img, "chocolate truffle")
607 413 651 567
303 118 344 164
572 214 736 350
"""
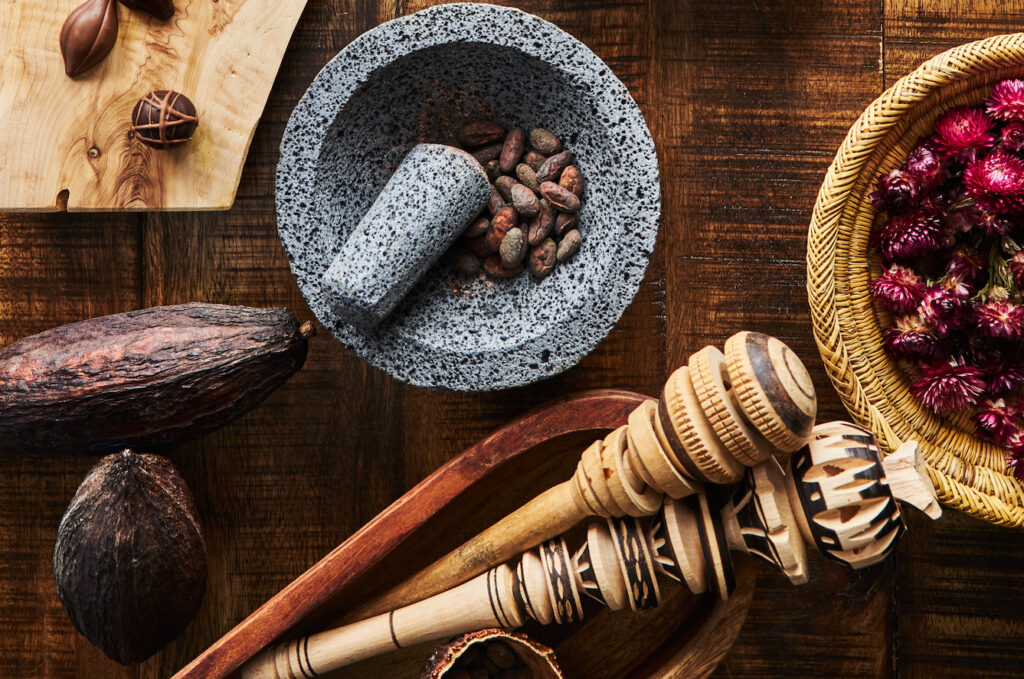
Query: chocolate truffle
130 90 198 150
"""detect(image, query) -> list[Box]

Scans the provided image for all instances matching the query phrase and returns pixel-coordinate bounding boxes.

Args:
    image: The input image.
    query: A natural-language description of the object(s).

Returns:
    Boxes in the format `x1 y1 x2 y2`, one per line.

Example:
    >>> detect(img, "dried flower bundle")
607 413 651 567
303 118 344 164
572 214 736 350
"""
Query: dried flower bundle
869 80 1024 480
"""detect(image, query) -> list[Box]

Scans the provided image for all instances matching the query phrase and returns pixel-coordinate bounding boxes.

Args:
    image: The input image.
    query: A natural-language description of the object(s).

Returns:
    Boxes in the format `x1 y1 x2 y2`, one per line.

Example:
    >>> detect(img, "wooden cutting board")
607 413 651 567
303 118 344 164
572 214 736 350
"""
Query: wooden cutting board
0 0 306 211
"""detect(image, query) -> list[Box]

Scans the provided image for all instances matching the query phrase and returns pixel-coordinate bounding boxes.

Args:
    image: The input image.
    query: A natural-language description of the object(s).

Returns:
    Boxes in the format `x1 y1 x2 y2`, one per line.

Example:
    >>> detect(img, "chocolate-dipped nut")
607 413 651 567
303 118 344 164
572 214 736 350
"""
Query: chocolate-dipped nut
723 331 816 453
60 0 119 78
130 91 198 150
119 0 174 20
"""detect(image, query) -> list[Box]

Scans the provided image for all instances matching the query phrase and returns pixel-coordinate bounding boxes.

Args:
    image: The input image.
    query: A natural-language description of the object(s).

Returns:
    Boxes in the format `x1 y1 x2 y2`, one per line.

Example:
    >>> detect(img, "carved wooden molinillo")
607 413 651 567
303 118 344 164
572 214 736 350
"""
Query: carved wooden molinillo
241 422 939 679
350 332 818 621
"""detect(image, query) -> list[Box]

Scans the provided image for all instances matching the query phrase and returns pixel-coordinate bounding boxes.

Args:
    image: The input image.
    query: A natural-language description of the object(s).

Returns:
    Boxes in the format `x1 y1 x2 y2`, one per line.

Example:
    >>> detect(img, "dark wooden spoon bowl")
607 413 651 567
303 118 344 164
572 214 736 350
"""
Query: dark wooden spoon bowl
174 389 754 679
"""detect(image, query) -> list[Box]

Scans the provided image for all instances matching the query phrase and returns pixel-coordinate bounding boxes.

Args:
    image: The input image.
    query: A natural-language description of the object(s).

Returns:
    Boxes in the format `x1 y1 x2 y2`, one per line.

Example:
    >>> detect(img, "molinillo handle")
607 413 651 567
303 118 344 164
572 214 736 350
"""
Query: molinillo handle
322 143 491 328
241 422 940 679
346 331 819 621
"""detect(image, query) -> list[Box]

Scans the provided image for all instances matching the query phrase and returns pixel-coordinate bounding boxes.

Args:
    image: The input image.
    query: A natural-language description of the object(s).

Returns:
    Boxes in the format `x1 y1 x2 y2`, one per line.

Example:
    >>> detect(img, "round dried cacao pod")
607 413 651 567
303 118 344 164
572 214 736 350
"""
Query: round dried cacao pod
53 450 207 664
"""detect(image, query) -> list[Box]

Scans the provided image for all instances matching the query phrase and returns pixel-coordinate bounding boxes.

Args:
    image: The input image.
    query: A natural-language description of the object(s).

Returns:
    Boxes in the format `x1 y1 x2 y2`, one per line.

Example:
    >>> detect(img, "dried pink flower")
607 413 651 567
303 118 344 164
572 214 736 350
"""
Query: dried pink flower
869 169 920 214
1010 250 1024 290
945 246 986 288
877 211 943 262
978 352 1024 397
963 149 1024 214
882 315 946 361
931 106 996 160
1002 121 1024 152
1006 430 1024 482
905 143 947 189
918 287 966 335
911 359 985 415
870 265 926 313
974 398 1020 444
986 79 1024 122
973 298 1024 339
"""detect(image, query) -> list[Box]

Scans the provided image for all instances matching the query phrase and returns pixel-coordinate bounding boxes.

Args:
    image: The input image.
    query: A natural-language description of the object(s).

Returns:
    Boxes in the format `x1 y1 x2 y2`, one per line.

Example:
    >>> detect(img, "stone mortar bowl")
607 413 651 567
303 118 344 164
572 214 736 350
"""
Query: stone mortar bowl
277 3 660 391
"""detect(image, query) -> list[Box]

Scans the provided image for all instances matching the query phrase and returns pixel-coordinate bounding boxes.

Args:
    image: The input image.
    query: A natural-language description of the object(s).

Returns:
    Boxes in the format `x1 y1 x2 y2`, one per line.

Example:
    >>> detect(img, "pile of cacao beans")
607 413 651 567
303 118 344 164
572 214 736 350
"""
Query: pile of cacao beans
447 122 584 280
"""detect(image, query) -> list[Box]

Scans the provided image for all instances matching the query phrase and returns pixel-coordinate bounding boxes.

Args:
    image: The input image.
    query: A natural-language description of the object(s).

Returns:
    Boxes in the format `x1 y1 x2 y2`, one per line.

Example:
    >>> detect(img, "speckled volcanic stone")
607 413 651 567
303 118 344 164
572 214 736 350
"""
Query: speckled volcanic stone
277 2 660 391
322 144 490 328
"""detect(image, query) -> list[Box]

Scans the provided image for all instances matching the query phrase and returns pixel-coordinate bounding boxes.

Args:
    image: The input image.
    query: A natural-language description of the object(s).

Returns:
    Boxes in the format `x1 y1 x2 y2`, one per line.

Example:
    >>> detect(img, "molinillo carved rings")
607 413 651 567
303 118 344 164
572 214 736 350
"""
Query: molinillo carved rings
338 331 820 624
240 421 940 679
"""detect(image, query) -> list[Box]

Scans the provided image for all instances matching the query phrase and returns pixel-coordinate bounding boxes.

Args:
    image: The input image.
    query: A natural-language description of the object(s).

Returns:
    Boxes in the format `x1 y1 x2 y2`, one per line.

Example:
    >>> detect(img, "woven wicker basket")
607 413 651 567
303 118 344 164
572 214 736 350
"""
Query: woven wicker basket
807 34 1024 528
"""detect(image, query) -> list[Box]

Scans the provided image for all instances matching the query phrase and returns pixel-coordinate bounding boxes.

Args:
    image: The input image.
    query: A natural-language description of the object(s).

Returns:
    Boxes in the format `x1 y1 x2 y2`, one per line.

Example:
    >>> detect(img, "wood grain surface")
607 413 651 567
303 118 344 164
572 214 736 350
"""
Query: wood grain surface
1 1 1023 678
0 0 306 211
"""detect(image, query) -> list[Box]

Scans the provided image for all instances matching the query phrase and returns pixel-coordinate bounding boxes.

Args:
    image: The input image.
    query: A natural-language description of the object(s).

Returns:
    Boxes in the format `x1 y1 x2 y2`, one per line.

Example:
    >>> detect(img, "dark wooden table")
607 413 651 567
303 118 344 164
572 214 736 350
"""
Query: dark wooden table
3 1 1024 677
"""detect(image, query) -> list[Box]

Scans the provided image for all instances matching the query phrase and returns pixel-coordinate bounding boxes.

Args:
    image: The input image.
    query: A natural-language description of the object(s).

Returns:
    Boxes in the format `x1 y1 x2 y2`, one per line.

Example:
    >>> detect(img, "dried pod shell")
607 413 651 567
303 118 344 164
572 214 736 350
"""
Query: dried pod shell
118 0 174 20
423 629 563 679
0 303 311 454
60 0 119 78
54 451 206 664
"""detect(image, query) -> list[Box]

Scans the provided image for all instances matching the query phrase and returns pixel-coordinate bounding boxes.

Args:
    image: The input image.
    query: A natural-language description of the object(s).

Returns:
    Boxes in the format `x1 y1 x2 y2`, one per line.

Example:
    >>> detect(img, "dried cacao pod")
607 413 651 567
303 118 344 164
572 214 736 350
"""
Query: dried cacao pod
0 303 314 454
119 0 174 20
54 451 206 664
60 0 119 78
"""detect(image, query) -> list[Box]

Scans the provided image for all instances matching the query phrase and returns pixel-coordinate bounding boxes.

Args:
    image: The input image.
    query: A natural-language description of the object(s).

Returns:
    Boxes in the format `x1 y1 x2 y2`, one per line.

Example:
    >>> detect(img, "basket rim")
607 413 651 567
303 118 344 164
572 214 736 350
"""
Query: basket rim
806 33 1024 528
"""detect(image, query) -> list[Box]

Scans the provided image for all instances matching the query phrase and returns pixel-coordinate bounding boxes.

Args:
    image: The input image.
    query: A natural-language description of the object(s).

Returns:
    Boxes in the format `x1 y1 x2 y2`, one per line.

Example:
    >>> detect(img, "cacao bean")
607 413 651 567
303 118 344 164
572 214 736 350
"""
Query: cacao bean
459 120 505 147
540 181 580 213
527 199 555 246
529 238 557 279
499 228 527 268
0 304 311 454
485 206 518 251
54 451 206 664
557 229 581 262
449 250 482 275
466 218 489 241
554 211 578 237
485 159 502 182
515 163 540 192
60 0 119 78
499 127 526 174
536 150 573 184
466 234 495 258
487 188 507 216
510 183 539 218
559 165 583 196
523 149 546 171
484 255 523 279
495 175 517 202
471 143 503 164
464 214 489 238
528 128 562 155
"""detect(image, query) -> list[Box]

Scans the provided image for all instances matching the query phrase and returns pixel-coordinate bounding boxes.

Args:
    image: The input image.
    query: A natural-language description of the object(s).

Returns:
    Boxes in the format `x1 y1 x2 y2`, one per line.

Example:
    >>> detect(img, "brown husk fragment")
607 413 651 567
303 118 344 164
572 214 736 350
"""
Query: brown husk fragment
423 629 563 679
0 303 311 454
54 451 206 664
